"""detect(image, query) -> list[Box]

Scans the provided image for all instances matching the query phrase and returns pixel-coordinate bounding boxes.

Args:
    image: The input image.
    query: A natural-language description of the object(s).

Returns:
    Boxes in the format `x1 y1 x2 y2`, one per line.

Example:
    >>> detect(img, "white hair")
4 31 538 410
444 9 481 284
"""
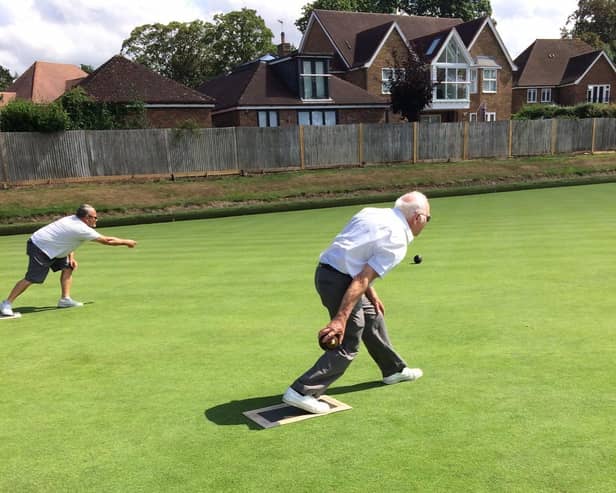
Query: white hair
394 191 428 219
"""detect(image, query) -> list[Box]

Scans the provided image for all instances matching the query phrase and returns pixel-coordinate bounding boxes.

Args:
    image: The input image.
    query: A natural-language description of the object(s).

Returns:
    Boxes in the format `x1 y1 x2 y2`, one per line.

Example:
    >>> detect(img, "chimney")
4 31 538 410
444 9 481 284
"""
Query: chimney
277 31 291 58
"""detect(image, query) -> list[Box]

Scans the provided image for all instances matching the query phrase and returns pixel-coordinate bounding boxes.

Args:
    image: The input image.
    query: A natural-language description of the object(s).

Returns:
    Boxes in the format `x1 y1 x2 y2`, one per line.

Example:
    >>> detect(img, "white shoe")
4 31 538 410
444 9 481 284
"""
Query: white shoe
57 297 83 308
282 387 330 414
1 300 14 316
383 367 423 385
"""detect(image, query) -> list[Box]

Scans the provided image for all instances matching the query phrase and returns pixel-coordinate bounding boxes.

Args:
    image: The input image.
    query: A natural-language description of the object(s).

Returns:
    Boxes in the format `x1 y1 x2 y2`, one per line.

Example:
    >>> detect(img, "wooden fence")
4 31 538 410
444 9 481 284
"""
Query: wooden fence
1 118 615 184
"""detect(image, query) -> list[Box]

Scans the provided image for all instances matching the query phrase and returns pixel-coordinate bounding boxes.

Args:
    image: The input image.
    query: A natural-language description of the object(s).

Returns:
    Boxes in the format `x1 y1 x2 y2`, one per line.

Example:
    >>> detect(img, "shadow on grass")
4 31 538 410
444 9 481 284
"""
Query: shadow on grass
15 301 95 315
204 380 383 429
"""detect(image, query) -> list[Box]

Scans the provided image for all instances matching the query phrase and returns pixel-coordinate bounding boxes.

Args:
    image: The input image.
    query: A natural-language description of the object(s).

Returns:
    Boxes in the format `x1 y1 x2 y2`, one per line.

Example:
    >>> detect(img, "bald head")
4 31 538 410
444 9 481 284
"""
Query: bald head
394 191 429 218
394 191 431 236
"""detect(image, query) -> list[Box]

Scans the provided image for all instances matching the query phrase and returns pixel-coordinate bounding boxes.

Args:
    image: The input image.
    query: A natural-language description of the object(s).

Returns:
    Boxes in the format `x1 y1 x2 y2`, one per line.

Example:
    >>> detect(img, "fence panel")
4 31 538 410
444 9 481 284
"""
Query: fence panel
168 127 238 173
235 127 300 171
303 125 358 167
0 131 90 182
467 121 510 159
417 122 464 161
554 119 593 154
85 129 170 176
594 118 616 151
362 123 413 164
511 120 552 156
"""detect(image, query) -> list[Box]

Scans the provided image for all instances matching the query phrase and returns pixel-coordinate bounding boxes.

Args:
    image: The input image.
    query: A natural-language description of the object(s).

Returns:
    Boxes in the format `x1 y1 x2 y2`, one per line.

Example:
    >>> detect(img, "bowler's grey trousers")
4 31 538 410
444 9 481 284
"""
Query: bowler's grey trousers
291 263 407 398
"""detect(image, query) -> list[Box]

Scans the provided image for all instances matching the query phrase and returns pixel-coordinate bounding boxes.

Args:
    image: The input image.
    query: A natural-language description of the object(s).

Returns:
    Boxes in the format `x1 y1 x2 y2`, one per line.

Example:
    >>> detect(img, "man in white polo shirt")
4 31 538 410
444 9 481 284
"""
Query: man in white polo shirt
1 204 137 317
283 191 431 413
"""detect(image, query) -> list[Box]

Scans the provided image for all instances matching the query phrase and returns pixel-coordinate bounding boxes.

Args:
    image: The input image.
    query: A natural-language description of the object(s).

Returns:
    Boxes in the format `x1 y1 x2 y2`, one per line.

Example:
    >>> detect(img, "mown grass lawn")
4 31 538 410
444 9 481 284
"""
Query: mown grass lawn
1 183 615 492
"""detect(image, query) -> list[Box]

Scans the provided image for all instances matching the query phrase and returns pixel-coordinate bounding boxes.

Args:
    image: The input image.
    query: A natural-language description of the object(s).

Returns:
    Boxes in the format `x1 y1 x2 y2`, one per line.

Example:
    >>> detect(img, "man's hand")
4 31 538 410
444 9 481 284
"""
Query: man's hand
319 319 346 345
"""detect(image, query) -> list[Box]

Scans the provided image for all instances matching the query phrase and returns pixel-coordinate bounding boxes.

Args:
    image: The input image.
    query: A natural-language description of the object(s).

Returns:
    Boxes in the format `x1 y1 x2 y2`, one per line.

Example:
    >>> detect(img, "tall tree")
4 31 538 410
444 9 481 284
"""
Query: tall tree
121 9 275 86
121 20 214 88
295 0 399 33
389 46 434 122
561 0 616 61
0 65 16 91
207 8 276 76
400 0 492 21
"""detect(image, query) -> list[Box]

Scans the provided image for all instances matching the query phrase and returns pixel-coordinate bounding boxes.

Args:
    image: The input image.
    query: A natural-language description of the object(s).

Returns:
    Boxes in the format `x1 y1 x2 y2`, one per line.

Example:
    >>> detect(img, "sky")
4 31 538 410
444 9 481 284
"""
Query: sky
0 0 580 76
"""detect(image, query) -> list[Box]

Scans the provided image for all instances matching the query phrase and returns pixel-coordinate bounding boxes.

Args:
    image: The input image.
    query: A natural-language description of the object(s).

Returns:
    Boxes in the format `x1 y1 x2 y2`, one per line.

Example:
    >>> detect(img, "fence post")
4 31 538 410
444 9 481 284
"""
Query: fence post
463 121 469 161
591 118 596 154
551 119 558 155
412 122 418 164
0 133 8 184
508 119 513 158
299 125 305 170
358 123 363 165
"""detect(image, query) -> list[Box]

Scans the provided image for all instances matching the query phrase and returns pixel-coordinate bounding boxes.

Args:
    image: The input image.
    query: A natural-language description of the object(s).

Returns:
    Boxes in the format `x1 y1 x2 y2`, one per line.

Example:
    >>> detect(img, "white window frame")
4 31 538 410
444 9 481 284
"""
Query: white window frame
381 68 405 95
470 69 478 94
485 112 496 122
527 88 537 103
420 114 441 124
482 69 497 93
300 59 330 100
257 110 279 128
298 110 337 126
540 88 552 103
587 84 610 103
433 39 469 102
469 112 477 122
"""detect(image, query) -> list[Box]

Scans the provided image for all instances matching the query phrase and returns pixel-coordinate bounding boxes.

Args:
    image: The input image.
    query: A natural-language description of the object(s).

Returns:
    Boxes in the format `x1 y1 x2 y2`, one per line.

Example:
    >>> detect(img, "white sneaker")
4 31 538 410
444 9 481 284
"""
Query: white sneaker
383 367 423 385
282 387 330 414
1 300 14 316
57 297 84 308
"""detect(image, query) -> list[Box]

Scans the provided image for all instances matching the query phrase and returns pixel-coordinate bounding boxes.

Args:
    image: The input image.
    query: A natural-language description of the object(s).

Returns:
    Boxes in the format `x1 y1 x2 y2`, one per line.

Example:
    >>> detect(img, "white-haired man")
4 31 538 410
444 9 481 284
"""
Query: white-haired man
1 204 137 317
283 191 431 413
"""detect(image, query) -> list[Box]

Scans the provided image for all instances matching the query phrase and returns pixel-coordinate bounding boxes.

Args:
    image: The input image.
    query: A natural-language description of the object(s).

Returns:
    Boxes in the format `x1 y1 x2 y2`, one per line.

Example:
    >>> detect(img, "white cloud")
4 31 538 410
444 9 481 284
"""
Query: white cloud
0 0 580 76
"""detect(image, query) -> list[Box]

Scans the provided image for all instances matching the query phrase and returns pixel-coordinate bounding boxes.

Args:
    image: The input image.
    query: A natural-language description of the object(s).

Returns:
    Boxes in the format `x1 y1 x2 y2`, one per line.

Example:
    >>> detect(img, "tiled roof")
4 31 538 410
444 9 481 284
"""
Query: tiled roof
77 55 215 105
197 59 388 112
308 9 462 68
7 61 88 102
513 39 595 86
561 50 603 85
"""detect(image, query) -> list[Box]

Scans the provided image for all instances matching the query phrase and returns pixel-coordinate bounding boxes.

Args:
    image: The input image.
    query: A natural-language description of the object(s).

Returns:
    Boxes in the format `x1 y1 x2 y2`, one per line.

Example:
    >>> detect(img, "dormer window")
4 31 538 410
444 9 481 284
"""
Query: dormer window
300 59 330 100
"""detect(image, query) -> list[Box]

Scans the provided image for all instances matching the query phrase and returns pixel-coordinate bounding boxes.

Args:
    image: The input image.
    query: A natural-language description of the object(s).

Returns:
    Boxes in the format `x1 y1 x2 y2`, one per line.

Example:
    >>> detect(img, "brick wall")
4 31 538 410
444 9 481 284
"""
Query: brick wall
468 27 513 121
146 108 212 128
365 31 408 96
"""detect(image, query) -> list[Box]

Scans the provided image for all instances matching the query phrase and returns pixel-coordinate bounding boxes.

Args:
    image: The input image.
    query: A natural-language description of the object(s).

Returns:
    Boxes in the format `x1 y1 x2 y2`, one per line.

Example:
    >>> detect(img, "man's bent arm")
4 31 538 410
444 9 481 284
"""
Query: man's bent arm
320 264 379 342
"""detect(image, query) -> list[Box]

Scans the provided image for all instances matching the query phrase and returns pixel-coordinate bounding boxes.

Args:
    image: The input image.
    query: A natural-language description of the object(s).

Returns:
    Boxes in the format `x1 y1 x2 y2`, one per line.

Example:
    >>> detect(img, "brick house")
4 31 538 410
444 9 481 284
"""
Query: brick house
512 39 616 114
76 55 215 128
299 10 517 122
197 49 390 128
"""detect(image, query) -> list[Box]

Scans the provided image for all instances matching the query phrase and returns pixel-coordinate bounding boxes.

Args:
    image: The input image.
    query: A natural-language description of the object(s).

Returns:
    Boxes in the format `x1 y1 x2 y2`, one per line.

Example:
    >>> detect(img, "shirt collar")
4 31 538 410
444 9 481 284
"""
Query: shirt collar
393 208 414 244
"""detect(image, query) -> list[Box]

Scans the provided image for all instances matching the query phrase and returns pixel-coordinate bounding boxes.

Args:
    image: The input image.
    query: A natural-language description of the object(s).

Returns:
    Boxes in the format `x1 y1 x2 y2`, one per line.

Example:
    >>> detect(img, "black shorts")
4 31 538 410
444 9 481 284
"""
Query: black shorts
25 240 71 284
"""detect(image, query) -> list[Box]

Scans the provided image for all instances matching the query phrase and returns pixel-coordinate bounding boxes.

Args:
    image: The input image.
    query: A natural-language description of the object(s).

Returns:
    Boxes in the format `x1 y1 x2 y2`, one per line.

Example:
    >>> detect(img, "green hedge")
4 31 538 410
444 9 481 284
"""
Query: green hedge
513 102 616 120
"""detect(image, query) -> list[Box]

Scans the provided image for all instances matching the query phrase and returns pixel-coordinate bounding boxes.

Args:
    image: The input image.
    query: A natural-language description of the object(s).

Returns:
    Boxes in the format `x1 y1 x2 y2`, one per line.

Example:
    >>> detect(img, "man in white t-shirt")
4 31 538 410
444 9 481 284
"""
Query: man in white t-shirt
1 204 137 317
283 191 431 414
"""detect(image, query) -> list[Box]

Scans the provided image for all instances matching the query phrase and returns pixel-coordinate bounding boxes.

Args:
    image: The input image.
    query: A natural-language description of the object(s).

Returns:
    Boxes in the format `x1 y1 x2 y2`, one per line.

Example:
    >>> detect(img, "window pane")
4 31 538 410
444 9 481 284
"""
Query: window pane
298 111 310 125
312 111 324 126
302 60 311 74
258 111 267 127
269 111 278 127
325 111 336 126
303 78 313 99
315 76 326 98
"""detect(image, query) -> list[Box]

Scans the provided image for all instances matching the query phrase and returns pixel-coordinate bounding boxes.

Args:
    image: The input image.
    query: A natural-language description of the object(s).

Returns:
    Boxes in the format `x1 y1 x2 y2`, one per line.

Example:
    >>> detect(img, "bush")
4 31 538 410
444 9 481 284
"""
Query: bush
514 102 616 120
0 100 70 132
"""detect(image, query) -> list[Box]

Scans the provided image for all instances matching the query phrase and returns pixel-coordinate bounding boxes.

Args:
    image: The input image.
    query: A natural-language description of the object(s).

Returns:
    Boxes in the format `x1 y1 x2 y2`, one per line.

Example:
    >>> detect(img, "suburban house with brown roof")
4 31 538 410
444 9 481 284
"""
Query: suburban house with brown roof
76 55 215 128
197 49 390 127
512 39 616 114
298 10 517 122
2 61 87 105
